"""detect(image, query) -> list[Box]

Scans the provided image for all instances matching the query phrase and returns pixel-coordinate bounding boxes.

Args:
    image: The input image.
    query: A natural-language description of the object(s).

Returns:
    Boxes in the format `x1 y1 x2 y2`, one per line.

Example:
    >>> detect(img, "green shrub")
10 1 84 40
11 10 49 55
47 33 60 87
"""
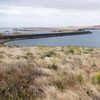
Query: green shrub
92 72 100 84
68 46 82 54
41 50 56 58
76 74 84 84
48 64 58 70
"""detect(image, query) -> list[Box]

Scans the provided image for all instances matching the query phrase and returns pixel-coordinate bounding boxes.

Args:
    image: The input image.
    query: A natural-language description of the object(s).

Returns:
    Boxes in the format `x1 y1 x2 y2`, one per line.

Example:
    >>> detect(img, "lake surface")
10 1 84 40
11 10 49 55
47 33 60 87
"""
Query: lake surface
4 29 100 48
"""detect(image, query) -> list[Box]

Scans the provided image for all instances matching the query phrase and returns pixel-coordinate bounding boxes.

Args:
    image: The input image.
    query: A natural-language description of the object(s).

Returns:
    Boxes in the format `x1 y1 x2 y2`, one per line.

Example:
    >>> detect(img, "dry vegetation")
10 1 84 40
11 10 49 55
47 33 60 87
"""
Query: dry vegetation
0 45 100 100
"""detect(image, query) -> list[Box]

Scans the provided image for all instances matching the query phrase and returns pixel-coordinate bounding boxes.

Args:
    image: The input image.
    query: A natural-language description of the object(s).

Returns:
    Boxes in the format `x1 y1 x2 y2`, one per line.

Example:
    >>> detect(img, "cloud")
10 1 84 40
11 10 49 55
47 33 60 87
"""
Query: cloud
0 6 61 18
0 0 100 10
0 0 100 27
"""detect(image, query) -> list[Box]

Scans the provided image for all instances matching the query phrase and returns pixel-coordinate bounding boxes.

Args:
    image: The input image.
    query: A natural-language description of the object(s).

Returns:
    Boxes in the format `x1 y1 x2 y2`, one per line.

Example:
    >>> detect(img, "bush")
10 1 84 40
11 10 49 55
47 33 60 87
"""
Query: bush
48 64 58 70
41 50 56 58
92 72 100 84
68 46 82 54
76 74 84 84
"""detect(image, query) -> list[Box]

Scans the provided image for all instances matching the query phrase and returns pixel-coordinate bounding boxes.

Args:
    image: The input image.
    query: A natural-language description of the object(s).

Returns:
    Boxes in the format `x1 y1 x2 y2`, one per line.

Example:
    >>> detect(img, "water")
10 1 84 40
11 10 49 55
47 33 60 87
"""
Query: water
4 29 100 48
0 27 14 35
0 27 56 35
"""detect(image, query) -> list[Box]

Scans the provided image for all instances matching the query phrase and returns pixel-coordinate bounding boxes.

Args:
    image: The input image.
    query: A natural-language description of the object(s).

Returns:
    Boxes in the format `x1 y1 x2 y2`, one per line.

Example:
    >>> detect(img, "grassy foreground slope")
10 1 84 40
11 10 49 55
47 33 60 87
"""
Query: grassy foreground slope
0 46 100 100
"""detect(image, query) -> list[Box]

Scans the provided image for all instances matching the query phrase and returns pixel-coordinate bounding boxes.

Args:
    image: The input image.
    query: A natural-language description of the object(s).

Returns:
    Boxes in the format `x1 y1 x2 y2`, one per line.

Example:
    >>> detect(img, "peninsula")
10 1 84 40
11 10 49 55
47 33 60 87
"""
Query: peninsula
0 27 91 44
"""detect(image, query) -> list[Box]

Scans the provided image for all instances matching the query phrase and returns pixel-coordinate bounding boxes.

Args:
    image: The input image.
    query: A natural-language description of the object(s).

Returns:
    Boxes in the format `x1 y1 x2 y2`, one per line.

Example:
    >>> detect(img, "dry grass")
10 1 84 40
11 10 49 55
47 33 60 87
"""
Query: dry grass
0 45 100 100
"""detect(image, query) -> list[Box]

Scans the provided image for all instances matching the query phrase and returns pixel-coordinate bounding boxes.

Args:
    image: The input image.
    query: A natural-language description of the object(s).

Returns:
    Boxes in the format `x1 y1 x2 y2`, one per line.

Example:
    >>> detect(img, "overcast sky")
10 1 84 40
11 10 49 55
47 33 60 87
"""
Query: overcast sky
0 0 100 27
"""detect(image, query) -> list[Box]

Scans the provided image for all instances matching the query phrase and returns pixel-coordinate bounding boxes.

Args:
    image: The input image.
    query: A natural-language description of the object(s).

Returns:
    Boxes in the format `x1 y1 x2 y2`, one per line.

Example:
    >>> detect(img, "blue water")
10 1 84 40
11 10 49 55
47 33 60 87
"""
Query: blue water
5 30 100 48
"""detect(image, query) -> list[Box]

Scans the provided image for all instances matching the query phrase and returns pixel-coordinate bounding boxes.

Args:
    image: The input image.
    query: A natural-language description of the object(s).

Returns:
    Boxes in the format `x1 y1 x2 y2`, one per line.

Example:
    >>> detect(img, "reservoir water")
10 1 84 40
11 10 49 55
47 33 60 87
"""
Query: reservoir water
4 29 100 48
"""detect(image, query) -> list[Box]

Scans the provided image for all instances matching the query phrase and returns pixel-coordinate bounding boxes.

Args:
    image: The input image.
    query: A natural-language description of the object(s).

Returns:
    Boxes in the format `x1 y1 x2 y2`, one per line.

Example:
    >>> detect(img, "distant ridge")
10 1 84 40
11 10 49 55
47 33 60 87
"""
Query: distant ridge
83 25 100 30
92 25 100 28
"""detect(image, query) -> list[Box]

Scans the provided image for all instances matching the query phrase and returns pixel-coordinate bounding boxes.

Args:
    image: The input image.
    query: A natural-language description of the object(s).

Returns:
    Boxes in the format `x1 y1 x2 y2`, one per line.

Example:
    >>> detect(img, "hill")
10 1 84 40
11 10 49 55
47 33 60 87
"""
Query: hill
0 45 100 100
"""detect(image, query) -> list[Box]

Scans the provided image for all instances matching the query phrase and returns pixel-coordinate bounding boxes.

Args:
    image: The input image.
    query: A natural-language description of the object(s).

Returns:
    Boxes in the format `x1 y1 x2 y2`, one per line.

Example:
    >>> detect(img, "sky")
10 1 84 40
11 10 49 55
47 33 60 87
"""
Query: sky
0 0 100 27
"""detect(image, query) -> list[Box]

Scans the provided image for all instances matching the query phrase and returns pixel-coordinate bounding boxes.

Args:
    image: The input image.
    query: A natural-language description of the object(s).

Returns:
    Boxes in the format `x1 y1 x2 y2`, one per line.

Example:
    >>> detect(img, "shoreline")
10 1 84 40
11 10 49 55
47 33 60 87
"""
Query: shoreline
0 31 91 44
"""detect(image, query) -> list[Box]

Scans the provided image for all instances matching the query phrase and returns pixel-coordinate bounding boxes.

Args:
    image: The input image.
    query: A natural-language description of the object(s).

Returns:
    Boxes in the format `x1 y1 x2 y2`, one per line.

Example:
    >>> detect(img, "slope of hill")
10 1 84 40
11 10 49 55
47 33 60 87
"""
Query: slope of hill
0 46 100 100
